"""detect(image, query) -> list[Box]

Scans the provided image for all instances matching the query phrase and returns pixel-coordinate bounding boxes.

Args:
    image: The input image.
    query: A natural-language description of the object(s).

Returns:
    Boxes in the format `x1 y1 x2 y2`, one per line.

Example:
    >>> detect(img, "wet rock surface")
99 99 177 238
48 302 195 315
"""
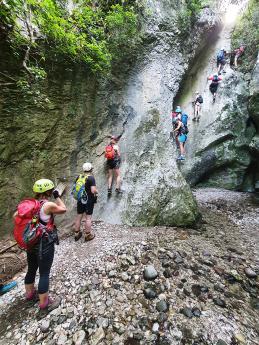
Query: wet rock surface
0 188 258 344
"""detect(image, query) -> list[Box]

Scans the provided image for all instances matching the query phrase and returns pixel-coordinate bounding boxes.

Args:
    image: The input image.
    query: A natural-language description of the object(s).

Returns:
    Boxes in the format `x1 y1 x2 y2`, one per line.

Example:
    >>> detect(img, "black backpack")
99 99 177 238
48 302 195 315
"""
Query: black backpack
197 95 203 103
181 124 189 135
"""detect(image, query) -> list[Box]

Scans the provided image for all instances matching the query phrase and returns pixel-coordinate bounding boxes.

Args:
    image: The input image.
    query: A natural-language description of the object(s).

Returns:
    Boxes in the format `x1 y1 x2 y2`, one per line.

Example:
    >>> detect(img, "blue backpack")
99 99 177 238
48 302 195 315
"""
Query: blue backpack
217 50 224 62
181 113 188 126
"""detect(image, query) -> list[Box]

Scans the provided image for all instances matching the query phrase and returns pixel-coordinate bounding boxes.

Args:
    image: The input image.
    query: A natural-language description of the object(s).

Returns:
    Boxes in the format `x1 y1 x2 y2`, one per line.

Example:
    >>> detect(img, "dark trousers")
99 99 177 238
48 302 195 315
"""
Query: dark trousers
24 240 55 294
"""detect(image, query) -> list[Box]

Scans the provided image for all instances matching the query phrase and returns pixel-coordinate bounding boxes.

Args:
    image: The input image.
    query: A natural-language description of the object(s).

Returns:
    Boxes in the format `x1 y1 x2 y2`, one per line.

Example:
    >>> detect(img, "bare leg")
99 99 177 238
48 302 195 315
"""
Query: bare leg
180 142 185 156
234 55 238 68
84 214 92 235
114 168 121 190
197 104 200 119
108 169 113 189
39 292 48 306
74 214 83 233
25 283 35 296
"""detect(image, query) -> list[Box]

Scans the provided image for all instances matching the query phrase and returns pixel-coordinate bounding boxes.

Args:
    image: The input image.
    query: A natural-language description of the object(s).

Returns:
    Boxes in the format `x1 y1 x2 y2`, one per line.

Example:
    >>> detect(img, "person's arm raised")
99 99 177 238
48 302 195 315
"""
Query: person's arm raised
44 199 67 215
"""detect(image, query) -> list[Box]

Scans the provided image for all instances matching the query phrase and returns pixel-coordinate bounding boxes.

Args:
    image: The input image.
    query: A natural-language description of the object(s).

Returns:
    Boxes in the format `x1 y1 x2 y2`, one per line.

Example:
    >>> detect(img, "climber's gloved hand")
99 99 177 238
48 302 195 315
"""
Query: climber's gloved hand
53 190 60 199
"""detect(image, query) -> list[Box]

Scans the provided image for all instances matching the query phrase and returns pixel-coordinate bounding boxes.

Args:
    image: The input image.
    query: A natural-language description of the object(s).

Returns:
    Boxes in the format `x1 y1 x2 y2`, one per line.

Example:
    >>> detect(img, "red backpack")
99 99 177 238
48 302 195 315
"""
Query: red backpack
105 145 115 160
13 199 54 250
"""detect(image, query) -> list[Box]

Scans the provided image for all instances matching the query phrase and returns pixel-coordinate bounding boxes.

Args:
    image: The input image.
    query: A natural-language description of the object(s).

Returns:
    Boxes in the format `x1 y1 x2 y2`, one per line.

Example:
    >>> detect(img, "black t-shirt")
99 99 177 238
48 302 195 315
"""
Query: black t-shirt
85 175 96 202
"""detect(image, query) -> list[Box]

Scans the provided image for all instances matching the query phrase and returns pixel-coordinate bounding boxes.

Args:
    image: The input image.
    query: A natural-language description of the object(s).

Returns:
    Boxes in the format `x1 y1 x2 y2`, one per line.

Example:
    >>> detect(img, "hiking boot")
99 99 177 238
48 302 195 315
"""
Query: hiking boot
107 188 112 197
115 188 123 195
39 296 61 312
26 289 38 301
85 232 96 242
74 231 82 242
177 155 185 161
192 117 196 121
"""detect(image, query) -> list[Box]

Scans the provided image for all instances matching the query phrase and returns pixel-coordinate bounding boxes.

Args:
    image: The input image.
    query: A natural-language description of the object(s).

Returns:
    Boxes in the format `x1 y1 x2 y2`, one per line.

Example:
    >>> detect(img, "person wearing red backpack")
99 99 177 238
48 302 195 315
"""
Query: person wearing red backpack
13 179 66 311
105 135 122 197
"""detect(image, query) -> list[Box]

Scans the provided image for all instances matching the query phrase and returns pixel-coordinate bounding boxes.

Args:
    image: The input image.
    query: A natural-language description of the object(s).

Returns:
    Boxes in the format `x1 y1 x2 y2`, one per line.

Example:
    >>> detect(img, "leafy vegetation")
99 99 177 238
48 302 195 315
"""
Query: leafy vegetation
232 0 259 73
0 0 141 79
177 0 203 35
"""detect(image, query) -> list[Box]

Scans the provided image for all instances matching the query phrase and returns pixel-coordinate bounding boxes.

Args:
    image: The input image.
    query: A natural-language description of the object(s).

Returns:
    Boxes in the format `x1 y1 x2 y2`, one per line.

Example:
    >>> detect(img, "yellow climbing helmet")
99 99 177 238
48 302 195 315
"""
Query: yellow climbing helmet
33 179 55 193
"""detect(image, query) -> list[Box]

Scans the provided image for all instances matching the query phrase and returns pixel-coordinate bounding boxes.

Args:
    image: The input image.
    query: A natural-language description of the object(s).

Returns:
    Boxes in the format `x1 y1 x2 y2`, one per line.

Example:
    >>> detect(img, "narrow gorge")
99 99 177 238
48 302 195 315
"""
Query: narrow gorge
0 0 258 344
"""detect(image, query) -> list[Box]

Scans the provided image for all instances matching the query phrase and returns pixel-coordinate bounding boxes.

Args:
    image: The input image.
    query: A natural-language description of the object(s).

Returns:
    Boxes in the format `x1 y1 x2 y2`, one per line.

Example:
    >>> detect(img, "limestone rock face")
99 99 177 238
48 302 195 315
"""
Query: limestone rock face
0 1 223 234
249 53 259 128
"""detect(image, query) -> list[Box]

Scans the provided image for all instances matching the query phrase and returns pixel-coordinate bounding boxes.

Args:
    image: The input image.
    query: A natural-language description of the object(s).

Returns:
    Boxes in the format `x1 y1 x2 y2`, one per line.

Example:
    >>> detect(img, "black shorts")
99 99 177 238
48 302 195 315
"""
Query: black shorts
210 84 218 94
217 59 226 67
107 158 121 170
77 200 94 215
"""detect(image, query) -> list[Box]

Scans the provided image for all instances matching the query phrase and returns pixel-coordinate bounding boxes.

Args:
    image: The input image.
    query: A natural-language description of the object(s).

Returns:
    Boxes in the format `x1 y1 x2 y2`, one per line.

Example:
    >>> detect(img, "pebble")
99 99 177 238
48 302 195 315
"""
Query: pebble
143 288 157 299
73 330 86 345
174 255 184 264
234 333 246 344
90 327 105 345
39 319 50 333
180 307 193 318
152 323 159 333
57 333 67 345
216 341 227 345
108 270 117 278
244 267 257 278
213 297 226 308
113 323 125 335
156 300 169 312
192 307 201 317
143 265 158 281
121 272 129 281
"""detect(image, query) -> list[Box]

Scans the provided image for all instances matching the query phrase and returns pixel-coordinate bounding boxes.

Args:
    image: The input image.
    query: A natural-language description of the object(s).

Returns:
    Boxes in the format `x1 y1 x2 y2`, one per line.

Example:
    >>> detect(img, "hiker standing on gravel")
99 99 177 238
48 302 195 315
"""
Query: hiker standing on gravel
105 135 122 197
73 162 98 242
13 179 66 311
193 91 203 121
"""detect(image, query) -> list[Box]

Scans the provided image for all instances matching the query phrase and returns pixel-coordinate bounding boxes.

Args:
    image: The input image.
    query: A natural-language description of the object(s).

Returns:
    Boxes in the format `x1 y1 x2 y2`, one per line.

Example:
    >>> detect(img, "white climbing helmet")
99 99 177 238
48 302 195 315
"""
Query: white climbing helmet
82 162 93 172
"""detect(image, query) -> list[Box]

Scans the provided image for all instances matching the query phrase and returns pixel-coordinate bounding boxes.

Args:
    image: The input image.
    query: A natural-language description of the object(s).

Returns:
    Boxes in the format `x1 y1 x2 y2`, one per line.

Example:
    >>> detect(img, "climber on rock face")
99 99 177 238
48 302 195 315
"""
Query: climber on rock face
233 45 245 69
105 135 122 197
193 91 203 121
173 116 188 161
217 48 227 75
208 74 222 103
171 106 182 123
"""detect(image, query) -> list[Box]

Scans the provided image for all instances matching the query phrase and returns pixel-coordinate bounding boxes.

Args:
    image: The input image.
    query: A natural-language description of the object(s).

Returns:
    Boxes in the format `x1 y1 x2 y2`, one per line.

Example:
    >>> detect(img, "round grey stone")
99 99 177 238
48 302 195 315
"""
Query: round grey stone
156 300 169 312
244 267 257 278
39 319 50 333
143 265 158 281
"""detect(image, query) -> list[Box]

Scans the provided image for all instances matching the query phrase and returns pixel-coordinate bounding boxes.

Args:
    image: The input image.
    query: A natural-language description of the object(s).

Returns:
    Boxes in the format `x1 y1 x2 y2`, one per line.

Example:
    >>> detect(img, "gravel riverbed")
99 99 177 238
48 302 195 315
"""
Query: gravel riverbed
0 188 258 345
